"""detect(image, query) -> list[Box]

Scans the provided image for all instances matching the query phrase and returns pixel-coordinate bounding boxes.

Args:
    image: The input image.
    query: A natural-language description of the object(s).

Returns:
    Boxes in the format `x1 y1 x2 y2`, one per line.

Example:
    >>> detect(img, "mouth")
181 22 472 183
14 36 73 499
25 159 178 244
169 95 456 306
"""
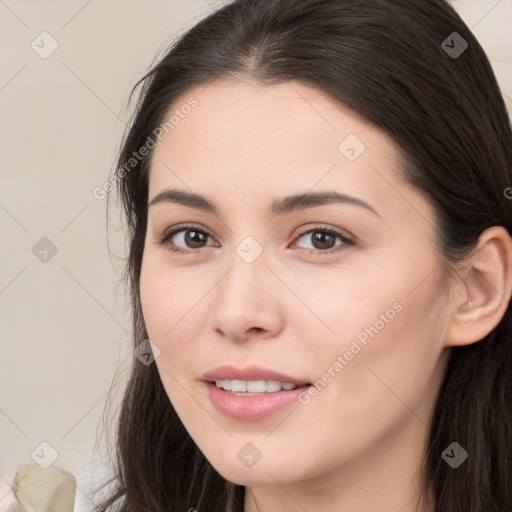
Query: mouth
211 379 312 395
201 364 311 389
203 380 313 421
201 365 313 420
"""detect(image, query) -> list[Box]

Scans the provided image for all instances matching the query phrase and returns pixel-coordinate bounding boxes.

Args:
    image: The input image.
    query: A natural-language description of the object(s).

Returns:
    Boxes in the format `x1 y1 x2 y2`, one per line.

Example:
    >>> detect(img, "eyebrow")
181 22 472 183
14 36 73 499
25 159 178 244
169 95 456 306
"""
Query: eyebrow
148 188 381 218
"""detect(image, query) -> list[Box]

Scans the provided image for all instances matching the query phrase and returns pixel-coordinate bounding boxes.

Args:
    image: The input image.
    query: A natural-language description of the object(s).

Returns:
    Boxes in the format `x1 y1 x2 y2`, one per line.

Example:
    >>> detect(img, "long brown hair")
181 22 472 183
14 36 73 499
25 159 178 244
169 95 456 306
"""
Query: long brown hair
91 1 512 510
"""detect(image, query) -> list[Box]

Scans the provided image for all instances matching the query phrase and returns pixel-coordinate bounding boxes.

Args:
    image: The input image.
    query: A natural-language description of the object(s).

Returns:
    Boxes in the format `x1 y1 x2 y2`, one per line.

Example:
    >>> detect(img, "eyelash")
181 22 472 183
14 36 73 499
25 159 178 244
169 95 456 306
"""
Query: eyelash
157 223 355 257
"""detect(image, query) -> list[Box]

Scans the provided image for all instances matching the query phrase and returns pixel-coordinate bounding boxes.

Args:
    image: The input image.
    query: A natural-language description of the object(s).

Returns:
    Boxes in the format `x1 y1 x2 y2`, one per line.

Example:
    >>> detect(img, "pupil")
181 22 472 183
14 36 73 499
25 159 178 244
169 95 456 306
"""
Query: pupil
186 230 206 248
313 231 334 249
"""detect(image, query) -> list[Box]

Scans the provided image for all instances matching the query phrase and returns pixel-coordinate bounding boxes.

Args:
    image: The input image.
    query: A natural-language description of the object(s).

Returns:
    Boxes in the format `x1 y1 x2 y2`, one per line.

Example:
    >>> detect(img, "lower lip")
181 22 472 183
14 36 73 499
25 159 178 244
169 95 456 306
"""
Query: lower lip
204 382 309 421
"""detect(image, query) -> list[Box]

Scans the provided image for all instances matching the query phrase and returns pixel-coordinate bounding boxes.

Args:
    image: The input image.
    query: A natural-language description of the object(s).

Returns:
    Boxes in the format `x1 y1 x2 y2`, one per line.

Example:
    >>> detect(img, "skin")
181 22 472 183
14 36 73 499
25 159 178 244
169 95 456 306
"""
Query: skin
139 78 512 512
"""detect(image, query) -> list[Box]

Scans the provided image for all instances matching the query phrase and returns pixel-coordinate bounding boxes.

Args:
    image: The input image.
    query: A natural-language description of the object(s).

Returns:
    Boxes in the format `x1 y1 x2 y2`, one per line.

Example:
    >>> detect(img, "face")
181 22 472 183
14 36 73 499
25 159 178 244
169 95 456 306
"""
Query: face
139 79 452 489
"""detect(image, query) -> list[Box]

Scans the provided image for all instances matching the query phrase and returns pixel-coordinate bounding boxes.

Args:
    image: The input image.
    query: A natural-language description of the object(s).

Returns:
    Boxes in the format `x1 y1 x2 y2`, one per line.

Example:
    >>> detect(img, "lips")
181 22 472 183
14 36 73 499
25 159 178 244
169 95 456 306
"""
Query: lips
201 364 311 386
205 382 309 421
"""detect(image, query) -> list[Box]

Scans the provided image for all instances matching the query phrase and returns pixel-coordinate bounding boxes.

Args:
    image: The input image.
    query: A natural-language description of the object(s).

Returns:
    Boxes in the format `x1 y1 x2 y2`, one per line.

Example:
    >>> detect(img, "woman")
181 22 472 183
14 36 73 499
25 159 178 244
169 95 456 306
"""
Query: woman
92 0 512 510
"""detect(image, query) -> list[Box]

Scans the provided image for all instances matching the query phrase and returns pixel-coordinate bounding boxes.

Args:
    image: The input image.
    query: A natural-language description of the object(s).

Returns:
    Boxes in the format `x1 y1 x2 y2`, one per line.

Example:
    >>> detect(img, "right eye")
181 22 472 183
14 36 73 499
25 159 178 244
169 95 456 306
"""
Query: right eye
157 224 217 254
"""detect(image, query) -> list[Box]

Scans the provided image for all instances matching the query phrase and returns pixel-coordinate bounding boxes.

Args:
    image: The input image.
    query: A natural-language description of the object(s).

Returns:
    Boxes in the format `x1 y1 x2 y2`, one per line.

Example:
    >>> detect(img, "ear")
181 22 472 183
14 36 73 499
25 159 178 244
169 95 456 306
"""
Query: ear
444 226 512 347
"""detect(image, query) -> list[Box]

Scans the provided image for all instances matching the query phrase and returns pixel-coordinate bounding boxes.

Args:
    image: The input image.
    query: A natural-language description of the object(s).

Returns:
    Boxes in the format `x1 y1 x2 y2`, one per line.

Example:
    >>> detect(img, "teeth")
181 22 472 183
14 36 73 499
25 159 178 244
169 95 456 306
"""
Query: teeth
215 379 298 394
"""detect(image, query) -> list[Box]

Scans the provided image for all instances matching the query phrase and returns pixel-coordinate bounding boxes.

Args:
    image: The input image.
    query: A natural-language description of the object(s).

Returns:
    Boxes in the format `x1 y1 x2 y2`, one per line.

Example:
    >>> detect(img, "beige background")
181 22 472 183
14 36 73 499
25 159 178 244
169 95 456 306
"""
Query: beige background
0 1 511 510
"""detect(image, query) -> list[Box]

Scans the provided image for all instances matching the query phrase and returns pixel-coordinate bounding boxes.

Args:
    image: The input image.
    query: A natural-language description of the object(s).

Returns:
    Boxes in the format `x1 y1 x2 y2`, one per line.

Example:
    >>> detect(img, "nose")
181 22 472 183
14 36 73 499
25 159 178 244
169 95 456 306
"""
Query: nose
209 244 283 343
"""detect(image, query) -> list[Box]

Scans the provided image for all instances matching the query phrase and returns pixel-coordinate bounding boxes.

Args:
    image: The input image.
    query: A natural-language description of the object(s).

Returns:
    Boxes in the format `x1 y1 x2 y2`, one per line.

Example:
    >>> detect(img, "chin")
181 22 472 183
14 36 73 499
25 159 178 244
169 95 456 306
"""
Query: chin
223 470 281 486
209 456 305 486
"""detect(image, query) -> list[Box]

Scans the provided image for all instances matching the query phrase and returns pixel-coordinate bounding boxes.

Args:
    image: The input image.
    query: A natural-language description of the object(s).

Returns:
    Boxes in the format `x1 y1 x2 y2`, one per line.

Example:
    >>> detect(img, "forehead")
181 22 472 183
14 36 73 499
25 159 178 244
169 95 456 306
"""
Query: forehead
147 79 410 220
151 79 395 163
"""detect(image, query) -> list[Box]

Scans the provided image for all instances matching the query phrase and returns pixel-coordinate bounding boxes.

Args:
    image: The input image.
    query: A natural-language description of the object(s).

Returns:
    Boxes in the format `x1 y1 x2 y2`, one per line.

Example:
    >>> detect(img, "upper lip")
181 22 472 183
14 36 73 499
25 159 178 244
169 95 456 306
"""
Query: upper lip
201 364 311 386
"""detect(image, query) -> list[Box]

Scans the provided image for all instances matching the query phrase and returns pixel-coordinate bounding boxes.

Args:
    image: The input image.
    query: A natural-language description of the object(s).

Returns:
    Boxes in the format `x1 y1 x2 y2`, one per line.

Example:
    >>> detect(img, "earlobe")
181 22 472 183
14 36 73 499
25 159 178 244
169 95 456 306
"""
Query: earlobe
444 226 512 347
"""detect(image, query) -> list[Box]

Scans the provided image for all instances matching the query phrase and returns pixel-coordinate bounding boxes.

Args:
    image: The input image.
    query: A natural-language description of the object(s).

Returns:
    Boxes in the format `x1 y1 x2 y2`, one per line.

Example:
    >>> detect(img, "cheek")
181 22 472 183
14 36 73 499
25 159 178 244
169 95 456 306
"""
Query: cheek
139 254 202 341
139 257 215 409
294 261 444 418
287 268 404 361
298 250 442 358
139 270 171 341
139 262 204 411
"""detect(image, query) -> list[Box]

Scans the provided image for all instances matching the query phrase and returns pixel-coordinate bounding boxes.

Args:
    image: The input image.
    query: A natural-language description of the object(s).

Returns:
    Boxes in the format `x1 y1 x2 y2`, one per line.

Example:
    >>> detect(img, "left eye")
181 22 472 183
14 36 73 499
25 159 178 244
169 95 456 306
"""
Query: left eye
157 224 354 256
293 227 353 255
